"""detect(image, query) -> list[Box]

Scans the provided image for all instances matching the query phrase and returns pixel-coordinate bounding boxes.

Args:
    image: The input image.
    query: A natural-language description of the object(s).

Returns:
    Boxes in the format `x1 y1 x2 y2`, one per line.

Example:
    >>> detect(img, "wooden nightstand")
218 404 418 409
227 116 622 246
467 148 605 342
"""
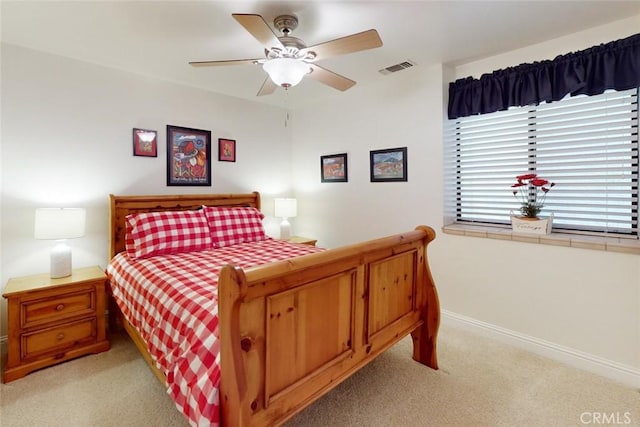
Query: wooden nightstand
287 236 317 246
2 265 110 382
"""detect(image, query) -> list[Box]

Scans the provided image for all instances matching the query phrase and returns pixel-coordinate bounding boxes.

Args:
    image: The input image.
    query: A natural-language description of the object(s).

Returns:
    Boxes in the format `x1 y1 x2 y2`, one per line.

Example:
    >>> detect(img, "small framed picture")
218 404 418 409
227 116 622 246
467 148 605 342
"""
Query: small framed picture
132 128 157 157
321 153 348 183
166 125 211 186
370 147 408 182
218 138 236 162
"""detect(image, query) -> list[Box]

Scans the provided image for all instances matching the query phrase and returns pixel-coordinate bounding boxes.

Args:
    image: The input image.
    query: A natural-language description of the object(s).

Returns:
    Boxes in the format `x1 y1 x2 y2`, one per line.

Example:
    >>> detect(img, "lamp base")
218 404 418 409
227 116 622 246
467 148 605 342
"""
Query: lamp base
50 241 72 278
280 219 291 240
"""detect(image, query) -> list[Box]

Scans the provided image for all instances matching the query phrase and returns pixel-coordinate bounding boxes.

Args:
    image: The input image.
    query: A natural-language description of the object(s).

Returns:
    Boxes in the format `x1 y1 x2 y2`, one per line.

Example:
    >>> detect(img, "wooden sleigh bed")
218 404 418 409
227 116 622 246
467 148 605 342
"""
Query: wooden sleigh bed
107 192 440 426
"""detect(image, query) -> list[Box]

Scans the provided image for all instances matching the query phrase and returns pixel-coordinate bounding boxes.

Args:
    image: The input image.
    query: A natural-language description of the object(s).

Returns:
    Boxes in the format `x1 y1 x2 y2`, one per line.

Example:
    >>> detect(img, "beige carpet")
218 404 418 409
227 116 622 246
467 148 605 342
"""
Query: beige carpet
1 324 638 426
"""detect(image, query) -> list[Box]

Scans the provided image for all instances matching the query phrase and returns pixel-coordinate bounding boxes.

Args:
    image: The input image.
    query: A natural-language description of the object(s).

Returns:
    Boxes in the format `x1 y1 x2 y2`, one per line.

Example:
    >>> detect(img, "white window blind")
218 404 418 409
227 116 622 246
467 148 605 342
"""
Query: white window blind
444 88 639 236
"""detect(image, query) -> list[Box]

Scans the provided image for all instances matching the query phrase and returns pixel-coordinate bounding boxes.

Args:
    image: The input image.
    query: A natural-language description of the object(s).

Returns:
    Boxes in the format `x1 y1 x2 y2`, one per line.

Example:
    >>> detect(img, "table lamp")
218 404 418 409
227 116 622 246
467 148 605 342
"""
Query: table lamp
35 207 86 278
274 198 297 240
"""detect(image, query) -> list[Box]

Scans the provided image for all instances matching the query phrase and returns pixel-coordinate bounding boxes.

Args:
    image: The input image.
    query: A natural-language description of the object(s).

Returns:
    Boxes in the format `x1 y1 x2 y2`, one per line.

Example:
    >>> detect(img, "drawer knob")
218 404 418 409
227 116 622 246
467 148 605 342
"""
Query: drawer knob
56 333 65 341
56 304 65 311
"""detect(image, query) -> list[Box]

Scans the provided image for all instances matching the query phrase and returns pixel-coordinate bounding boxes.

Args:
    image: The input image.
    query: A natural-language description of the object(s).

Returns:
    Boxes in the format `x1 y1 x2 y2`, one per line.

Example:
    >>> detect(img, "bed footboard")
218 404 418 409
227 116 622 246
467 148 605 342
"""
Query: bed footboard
218 225 439 426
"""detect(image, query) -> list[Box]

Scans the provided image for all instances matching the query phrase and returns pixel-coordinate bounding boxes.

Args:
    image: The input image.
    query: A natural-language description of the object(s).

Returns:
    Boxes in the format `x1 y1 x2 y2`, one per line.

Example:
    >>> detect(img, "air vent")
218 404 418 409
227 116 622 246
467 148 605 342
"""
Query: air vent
378 60 417 75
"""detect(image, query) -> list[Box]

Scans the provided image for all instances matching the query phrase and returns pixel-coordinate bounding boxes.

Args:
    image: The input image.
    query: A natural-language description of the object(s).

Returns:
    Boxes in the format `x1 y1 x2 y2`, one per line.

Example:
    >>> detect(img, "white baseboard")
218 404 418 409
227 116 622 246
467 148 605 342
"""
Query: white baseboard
442 310 640 389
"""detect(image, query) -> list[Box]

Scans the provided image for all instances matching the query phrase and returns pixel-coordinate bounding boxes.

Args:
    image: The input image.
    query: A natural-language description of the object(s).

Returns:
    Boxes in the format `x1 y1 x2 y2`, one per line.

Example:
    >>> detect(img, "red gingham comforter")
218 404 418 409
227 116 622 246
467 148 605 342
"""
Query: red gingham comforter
106 238 323 427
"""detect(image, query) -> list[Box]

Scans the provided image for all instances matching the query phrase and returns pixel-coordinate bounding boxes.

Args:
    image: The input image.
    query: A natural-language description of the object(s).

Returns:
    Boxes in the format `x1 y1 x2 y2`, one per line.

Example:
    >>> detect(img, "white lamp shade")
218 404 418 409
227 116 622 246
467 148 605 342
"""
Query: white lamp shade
263 58 310 87
274 198 297 219
35 208 86 240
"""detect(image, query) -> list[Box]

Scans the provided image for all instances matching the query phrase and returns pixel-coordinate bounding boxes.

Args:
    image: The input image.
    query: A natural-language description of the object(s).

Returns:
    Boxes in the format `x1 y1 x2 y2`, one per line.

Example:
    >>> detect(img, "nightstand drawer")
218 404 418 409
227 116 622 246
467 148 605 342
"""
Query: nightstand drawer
22 289 95 329
22 318 97 360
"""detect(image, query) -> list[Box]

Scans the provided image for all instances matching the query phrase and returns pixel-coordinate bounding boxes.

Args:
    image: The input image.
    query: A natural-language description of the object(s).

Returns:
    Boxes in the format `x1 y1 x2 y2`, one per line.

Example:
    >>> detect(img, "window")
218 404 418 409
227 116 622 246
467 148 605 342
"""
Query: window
444 88 639 236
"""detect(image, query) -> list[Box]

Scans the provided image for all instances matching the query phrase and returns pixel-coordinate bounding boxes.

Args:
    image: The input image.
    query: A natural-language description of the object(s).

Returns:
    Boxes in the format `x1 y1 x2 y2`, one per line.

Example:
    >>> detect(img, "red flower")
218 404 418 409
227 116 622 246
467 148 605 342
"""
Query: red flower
516 173 537 181
530 178 549 187
511 173 555 218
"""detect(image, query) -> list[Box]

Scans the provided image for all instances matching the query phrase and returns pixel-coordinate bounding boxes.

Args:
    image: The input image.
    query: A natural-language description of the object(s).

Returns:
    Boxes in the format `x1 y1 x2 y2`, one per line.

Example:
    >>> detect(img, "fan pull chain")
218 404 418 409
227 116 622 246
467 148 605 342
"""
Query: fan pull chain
284 88 290 127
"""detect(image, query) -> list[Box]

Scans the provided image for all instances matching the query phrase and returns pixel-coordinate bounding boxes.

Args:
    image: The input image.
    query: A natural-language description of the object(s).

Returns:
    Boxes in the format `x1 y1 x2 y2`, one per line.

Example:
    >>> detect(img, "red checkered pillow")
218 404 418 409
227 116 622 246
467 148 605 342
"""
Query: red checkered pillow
202 206 267 248
125 210 212 259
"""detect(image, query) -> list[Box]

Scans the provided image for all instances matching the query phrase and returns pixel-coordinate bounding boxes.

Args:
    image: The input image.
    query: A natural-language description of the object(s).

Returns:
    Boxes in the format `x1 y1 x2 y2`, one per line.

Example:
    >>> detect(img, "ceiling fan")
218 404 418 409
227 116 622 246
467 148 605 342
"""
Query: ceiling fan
189 13 383 96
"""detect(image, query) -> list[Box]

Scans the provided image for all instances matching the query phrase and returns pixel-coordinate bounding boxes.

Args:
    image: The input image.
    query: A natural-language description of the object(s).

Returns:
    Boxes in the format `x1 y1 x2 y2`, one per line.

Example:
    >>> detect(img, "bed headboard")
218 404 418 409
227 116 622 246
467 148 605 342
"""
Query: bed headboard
108 192 261 259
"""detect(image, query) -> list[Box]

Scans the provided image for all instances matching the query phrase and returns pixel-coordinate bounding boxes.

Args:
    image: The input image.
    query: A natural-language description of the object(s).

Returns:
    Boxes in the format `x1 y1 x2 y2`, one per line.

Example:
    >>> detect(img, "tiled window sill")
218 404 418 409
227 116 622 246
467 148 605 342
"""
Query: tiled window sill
442 223 640 255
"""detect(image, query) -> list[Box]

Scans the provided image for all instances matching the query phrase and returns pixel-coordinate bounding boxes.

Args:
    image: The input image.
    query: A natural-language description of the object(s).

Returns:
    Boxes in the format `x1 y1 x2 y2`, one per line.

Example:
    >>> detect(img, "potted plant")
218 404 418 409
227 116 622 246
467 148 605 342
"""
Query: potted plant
510 173 555 234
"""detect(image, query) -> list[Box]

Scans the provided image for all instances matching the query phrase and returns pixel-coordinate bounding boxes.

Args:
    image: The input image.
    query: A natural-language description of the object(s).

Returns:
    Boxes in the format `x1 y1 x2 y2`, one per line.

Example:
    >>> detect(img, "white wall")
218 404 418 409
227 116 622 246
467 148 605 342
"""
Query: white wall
455 15 640 81
291 65 444 247
0 44 295 334
291 17 640 383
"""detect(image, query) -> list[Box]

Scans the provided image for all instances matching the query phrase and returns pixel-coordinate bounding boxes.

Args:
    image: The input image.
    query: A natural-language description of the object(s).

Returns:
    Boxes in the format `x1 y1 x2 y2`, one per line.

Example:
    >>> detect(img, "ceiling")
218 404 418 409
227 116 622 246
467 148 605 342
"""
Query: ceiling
2 1 639 109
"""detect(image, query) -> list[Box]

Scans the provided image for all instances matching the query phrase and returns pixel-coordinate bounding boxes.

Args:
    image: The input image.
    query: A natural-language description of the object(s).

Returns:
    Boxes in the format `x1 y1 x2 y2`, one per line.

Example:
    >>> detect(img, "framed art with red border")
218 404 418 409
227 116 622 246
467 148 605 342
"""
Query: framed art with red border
133 128 157 157
218 138 236 162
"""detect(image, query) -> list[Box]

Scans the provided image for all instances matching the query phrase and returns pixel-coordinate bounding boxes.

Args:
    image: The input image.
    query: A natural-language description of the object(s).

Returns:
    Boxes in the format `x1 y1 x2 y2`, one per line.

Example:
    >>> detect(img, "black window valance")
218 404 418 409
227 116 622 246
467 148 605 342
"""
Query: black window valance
447 33 640 120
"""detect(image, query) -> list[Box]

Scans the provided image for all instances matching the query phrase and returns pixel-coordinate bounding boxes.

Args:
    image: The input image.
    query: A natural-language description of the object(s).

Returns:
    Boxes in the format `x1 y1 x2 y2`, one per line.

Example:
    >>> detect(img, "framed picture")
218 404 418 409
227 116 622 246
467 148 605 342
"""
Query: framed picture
320 153 348 183
218 138 236 162
370 147 408 182
132 128 157 157
166 125 211 186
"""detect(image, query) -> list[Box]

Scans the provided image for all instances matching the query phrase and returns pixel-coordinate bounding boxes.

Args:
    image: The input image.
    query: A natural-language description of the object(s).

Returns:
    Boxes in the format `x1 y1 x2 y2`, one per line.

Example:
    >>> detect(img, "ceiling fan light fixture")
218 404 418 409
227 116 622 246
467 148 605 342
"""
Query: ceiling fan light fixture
263 58 310 88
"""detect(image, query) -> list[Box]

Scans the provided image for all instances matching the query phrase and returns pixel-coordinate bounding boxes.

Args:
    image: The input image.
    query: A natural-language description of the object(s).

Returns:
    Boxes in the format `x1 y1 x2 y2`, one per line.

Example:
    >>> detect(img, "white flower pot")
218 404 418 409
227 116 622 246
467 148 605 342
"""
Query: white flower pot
510 213 553 235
